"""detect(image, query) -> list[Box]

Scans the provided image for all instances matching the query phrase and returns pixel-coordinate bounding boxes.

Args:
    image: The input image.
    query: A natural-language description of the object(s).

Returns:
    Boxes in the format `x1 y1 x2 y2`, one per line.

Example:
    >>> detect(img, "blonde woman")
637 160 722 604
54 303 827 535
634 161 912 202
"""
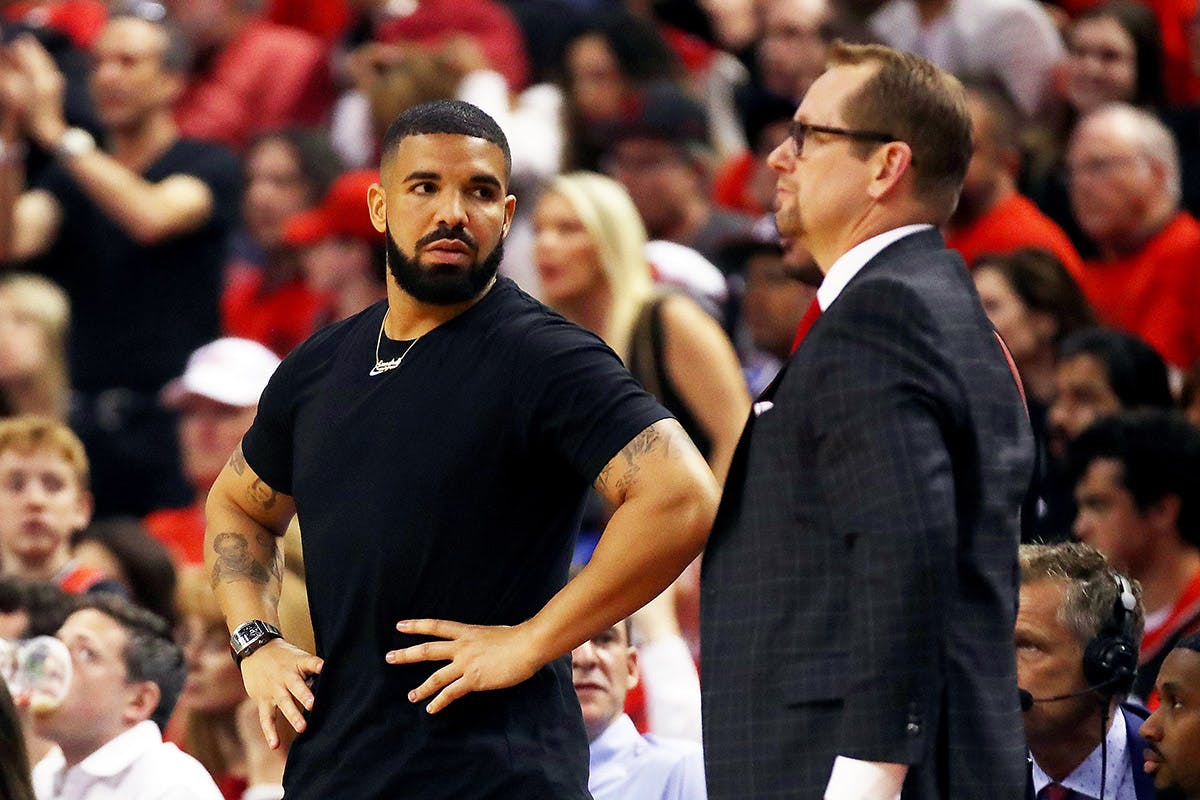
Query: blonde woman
533 171 749 484
0 274 70 420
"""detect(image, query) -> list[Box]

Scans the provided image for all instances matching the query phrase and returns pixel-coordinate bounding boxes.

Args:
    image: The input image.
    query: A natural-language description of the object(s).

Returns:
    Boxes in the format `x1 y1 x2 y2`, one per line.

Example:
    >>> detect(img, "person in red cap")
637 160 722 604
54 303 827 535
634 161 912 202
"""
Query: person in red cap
282 170 388 326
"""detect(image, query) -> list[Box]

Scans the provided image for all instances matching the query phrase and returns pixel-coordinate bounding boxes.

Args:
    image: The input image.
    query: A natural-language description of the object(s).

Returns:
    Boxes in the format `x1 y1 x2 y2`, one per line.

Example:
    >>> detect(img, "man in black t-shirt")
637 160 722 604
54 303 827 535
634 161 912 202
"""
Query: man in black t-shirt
204 100 720 799
0 15 240 516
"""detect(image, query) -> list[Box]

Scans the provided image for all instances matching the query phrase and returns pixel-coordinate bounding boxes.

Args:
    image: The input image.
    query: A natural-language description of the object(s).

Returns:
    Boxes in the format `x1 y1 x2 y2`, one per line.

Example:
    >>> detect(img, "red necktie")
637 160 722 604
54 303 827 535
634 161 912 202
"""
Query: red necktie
790 298 822 354
1039 784 1072 800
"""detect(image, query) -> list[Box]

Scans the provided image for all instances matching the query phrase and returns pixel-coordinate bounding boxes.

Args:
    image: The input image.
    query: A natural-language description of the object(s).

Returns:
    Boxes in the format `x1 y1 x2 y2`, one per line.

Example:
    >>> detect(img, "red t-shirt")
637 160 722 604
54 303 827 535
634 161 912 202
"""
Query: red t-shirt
221 268 328 358
1078 211 1200 368
175 20 332 151
144 504 206 566
945 192 1084 277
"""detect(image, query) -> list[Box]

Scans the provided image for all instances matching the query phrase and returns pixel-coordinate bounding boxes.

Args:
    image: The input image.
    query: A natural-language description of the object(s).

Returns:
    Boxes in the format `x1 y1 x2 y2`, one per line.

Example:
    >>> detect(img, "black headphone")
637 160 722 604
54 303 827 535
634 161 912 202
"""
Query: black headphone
1081 572 1139 698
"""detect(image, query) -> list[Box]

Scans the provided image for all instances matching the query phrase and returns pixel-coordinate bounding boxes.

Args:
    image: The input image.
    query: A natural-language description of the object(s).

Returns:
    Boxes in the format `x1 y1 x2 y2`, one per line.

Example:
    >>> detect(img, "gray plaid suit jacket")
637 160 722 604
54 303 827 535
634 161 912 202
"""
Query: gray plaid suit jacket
700 229 1035 799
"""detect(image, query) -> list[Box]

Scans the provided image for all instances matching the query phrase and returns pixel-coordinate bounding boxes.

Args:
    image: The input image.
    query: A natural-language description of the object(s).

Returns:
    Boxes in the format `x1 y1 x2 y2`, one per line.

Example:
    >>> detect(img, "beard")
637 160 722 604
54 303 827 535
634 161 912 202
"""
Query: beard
386 222 504 305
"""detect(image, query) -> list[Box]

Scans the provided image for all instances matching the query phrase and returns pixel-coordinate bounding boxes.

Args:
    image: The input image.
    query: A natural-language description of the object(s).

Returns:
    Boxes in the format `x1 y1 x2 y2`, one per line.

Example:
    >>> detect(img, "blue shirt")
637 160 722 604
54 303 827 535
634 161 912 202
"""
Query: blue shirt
1030 710 1134 800
589 715 707 800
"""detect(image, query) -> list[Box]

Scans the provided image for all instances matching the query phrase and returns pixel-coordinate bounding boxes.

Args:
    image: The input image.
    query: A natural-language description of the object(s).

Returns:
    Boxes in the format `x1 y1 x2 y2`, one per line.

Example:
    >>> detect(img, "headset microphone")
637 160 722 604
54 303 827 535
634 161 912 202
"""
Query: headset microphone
1017 677 1121 712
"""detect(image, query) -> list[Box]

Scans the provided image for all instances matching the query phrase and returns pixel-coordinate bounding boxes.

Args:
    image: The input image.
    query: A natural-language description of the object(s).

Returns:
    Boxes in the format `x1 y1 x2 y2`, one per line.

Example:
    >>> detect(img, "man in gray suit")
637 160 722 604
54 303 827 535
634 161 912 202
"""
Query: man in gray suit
700 42 1034 799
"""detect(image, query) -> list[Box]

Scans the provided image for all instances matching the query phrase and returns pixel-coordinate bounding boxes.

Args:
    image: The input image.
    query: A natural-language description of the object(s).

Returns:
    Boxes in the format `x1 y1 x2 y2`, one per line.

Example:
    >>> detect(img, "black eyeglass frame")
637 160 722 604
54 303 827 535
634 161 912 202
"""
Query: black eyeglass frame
788 121 900 155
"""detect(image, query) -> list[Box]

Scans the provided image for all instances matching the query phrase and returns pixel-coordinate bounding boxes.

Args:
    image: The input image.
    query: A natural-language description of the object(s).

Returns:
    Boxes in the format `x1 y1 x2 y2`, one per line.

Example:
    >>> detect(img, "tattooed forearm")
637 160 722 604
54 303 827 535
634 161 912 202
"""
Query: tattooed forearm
228 445 247 476
258 532 283 582
248 478 278 511
210 531 275 588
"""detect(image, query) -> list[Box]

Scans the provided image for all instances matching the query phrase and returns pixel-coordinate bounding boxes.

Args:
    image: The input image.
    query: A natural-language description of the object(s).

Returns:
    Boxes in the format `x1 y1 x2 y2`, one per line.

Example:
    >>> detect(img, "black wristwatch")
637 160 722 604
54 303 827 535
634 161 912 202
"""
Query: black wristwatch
230 620 283 667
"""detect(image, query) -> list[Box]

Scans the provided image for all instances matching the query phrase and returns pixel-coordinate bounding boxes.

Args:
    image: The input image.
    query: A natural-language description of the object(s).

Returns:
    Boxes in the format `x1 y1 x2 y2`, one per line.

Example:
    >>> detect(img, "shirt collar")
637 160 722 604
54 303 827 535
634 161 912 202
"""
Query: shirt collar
68 721 163 779
1030 711 1131 799
589 713 642 768
816 224 933 311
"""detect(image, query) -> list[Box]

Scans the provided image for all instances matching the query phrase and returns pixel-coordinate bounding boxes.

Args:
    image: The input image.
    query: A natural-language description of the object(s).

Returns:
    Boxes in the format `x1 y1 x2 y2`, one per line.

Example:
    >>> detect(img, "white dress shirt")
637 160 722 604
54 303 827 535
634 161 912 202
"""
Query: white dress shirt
1031 711 1136 800
33 721 223 800
588 714 707 800
817 225 934 312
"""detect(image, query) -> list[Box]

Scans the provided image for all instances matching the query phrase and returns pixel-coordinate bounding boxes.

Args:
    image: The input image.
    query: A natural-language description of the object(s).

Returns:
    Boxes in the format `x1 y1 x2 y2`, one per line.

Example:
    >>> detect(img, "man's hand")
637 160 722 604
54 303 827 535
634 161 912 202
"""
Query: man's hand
240 638 323 749
9 36 66 148
385 619 544 714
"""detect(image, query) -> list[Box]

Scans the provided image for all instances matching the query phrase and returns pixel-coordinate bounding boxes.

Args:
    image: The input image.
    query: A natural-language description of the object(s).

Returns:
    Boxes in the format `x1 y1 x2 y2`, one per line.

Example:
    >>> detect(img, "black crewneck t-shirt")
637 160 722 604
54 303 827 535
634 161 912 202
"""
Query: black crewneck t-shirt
243 278 669 799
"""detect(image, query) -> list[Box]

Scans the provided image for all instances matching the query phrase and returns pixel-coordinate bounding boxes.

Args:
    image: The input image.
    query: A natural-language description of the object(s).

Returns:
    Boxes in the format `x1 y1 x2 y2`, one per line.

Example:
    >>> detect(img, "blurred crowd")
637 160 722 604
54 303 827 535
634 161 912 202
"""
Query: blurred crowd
0 0 1198 797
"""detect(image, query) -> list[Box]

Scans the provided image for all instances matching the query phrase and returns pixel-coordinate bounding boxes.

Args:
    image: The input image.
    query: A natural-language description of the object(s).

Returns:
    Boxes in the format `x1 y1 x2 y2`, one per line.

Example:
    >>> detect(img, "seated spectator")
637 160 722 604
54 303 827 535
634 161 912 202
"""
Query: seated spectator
712 88 796 217
0 274 70 420
1016 542 1154 798
0 14 242 517
754 0 833 104
145 338 281 566
1140 632 1200 799
222 128 341 357
172 567 286 800
0 416 122 595
0 677 34 800
29 594 222 799
945 85 1083 275
572 619 706 800
601 82 757 266
1042 328 1173 537
718 227 816 394
165 0 332 151
71 518 178 626
1067 410 1200 705
282 169 387 324
1067 103 1200 369
867 0 1064 117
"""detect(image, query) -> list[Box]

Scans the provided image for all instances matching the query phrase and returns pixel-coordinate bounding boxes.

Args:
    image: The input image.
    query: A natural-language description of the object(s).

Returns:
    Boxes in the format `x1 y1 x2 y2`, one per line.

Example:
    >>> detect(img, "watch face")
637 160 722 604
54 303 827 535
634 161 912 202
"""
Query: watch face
232 621 266 651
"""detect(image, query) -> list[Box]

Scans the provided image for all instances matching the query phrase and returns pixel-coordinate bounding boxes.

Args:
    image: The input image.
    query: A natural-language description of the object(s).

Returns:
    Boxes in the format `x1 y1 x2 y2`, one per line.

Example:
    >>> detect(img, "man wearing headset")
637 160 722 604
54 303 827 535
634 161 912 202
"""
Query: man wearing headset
1016 542 1155 800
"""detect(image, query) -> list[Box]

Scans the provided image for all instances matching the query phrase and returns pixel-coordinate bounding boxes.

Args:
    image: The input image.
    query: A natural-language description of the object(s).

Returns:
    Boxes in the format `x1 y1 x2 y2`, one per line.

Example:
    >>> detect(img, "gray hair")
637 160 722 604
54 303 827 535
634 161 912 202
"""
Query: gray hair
1077 102 1181 206
1019 542 1145 649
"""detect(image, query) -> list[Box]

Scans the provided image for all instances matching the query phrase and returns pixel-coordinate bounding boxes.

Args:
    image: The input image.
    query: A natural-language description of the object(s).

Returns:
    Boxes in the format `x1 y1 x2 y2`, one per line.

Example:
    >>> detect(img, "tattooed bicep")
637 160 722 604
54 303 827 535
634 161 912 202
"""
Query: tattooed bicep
594 419 687 500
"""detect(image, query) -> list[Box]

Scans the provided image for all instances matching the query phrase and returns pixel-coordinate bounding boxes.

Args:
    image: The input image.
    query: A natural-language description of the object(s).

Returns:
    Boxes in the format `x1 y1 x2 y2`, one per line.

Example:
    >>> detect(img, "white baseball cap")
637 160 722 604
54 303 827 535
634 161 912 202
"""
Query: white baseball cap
161 338 282 409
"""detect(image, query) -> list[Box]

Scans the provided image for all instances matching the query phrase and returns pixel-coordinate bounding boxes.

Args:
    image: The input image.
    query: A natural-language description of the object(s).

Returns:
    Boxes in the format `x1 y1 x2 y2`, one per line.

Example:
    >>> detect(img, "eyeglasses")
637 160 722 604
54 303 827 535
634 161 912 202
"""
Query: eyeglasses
789 120 899 156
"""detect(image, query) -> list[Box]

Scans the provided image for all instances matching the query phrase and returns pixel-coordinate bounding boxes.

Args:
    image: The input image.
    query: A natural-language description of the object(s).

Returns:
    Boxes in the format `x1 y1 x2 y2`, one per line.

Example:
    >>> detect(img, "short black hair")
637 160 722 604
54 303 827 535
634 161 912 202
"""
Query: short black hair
71 518 179 627
72 594 185 729
1057 327 1173 410
0 577 72 638
1066 410 1200 547
378 100 511 181
1178 631 1200 653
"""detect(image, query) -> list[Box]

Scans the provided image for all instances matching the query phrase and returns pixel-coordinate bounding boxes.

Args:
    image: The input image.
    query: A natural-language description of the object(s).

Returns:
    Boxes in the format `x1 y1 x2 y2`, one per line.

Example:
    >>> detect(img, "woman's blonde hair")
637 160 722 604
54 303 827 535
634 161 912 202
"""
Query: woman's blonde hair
0 274 70 418
544 172 655 357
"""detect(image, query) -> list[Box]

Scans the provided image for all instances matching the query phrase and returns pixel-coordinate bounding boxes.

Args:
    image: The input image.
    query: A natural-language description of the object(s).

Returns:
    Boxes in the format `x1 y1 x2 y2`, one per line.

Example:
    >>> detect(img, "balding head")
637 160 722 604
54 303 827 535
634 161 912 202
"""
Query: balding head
1067 103 1179 252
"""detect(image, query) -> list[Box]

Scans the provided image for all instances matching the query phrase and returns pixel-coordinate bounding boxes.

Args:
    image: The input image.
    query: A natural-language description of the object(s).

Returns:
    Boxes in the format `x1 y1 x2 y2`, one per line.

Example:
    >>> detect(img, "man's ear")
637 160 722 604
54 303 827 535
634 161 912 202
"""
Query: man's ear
625 646 639 691
502 194 516 238
866 141 914 202
123 680 161 726
1146 492 1182 535
368 183 387 233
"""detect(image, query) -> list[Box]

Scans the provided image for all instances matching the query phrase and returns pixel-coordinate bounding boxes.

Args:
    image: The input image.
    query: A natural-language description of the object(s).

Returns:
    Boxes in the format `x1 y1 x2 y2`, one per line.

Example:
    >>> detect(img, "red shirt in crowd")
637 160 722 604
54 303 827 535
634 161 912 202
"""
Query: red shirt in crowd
175 20 332 151
144 504 206 567
945 192 1085 276
1077 211 1200 369
221 266 329 358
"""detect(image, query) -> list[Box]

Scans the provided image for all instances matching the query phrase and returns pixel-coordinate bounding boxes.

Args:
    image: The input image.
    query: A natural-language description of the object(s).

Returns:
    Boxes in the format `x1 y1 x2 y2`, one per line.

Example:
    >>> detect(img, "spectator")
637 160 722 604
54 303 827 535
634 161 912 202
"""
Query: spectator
867 0 1064 117
222 127 342 357
173 567 286 800
1016 542 1154 798
712 88 796 217
145 338 280 567
974 249 1095 411
165 0 332 151
0 416 123 595
281 169 387 324
945 85 1083 274
601 83 756 266
572 619 706 800
1042 328 1172 538
1067 103 1200 369
0 274 70 420
754 0 833 104
533 171 750 484
29 594 222 799
0 678 34 800
1140 631 1200 799
0 14 242 517
71 518 178 626
1067 410 1200 704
